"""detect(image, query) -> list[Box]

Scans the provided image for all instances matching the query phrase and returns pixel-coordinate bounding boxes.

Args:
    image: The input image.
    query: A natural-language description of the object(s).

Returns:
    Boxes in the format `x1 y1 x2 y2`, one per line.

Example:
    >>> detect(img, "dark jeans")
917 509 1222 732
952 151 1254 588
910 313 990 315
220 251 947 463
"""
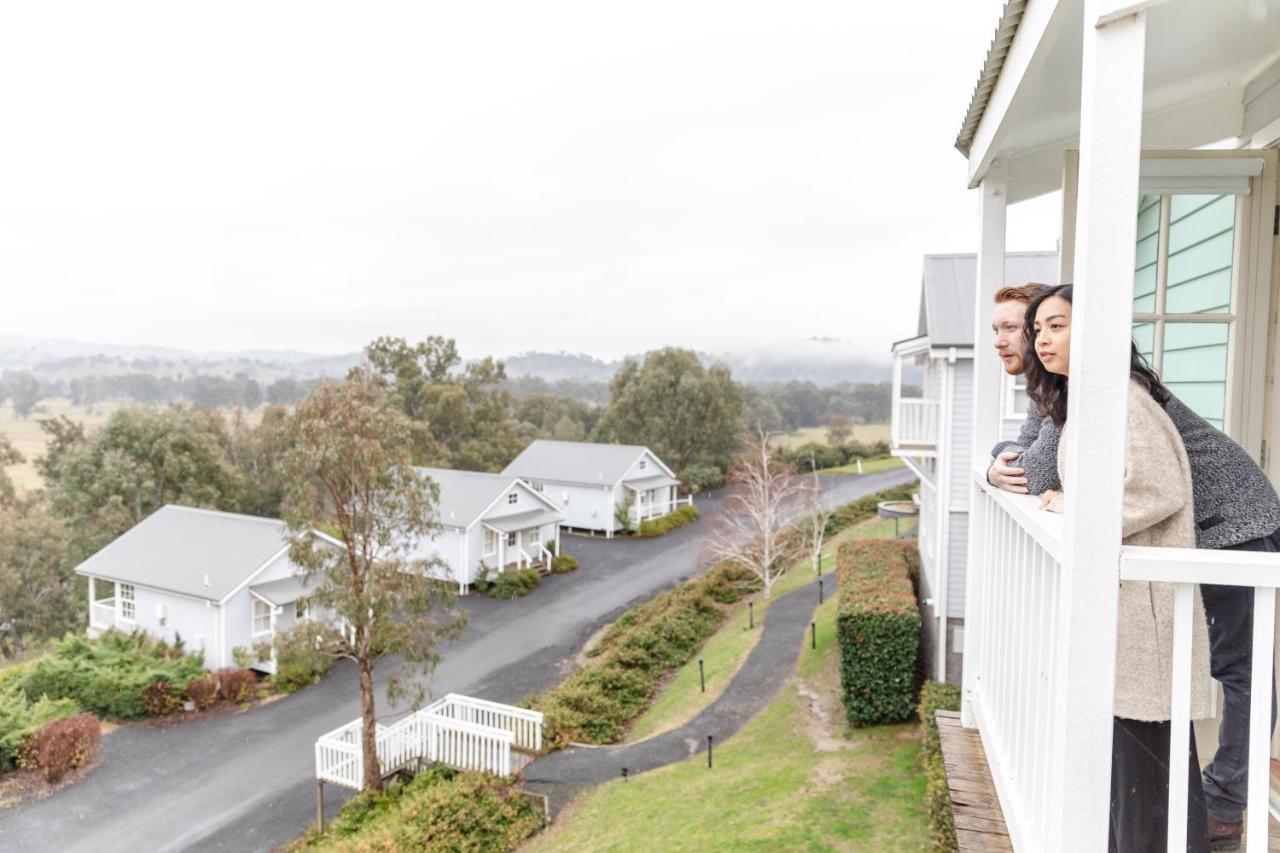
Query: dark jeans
1201 529 1280 824
1111 717 1209 853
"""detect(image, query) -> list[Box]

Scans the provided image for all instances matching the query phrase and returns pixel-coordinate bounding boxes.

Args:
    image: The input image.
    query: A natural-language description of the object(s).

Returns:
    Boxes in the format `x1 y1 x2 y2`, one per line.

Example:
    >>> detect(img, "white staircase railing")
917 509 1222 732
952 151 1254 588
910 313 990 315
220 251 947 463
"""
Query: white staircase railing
314 693 543 791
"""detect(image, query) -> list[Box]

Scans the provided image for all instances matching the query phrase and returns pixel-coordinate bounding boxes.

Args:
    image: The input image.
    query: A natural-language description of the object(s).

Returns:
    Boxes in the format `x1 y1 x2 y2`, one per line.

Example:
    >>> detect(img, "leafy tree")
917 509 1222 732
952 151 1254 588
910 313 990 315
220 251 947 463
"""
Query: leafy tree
593 348 743 473
741 385 785 434
360 336 524 471
40 406 242 560
281 372 466 791
267 377 303 406
0 436 22 507
825 414 853 445
5 371 41 419
552 414 586 441
226 405 292 517
0 502 74 659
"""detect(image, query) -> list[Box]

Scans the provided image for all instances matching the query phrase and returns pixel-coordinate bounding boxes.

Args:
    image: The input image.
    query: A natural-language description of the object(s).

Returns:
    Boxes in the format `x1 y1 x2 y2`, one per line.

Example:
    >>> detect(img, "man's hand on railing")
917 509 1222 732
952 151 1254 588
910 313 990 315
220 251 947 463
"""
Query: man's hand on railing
987 451 1029 494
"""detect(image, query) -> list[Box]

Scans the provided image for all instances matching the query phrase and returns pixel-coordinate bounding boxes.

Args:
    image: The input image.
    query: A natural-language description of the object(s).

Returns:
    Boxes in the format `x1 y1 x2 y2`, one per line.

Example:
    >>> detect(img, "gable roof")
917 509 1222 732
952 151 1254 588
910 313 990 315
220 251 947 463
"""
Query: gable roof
501 440 671 487
917 251 1059 347
73 505 294 602
416 467 559 528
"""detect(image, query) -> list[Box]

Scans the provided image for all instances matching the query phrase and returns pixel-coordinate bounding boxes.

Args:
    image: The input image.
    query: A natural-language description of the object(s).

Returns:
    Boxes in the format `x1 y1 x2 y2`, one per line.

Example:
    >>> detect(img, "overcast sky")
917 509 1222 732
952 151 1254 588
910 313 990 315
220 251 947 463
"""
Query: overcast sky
0 1 1060 362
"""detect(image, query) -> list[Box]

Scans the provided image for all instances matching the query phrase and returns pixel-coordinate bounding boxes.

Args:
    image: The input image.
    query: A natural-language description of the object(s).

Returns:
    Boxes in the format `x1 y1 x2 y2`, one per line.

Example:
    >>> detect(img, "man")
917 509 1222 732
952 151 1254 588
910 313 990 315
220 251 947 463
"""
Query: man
986 284 1280 851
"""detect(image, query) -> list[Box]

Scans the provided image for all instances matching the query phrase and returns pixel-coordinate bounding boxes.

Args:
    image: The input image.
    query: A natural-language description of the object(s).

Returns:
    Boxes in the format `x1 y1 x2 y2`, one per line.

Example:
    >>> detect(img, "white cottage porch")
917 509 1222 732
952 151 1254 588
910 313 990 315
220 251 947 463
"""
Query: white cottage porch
948 1 1280 851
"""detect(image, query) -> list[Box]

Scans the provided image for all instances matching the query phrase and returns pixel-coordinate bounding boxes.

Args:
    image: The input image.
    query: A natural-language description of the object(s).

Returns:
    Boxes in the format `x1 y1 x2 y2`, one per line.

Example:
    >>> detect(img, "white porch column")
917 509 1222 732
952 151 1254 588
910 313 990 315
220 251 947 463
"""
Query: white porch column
499 535 506 572
87 576 95 630
960 160 1007 729
1047 5 1146 851
890 354 903 447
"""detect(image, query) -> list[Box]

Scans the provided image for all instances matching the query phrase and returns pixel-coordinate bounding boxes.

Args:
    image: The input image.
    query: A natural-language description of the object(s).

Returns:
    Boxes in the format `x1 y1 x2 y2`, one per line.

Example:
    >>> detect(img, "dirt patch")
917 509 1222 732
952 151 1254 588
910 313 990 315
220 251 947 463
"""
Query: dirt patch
0 756 100 811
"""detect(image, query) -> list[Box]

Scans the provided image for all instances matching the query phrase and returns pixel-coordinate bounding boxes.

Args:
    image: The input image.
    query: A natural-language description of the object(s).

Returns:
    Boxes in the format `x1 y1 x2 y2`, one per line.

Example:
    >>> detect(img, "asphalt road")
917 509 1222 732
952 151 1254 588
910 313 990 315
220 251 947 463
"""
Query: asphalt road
0 468 914 853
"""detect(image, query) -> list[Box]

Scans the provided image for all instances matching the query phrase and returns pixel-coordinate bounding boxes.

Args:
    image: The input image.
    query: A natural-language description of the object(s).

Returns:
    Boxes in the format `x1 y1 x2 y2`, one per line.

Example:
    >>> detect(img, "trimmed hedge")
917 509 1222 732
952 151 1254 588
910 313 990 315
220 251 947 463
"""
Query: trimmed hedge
19 631 205 720
836 539 920 727
489 569 542 599
550 554 579 574
526 562 755 748
19 712 101 783
919 681 961 852
0 667 79 772
636 504 700 538
297 766 543 851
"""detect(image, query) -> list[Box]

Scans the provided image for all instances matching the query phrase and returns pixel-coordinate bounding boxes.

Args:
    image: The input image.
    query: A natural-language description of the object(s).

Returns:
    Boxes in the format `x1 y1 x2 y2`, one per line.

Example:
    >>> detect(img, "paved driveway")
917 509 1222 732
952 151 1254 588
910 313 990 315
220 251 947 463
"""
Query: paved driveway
0 469 913 853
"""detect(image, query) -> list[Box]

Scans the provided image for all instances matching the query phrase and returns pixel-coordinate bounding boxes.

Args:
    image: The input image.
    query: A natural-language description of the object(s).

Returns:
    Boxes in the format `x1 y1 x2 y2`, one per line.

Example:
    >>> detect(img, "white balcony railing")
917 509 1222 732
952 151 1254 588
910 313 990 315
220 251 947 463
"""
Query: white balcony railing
629 495 693 524
967 470 1280 852
90 598 117 629
893 398 940 447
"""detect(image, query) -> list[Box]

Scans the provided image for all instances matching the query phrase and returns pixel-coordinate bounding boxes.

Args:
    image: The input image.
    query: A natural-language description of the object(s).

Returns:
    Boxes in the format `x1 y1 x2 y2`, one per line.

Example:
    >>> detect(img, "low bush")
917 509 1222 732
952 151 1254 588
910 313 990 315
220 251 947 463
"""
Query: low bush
267 623 336 694
919 681 961 852
489 569 542 599
218 668 258 704
19 712 100 783
836 539 920 727
550 553 579 574
18 630 206 720
527 561 752 748
0 679 78 771
300 766 543 851
184 674 219 710
141 680 183 716
636 504 700 538
824 482 916 538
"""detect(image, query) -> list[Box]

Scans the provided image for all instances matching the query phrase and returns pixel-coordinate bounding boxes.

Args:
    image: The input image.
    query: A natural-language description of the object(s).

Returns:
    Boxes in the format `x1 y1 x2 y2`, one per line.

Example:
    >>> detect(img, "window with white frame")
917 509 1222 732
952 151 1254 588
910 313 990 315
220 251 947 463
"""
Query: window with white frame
483 528 498 557
252 599 272 635
527 528 541 546
1132 192 1237 431
638 459 647 470
531 481 544 492
507 492 518 505
1002 372 1029 419
506 531 517 547
119 583 136 622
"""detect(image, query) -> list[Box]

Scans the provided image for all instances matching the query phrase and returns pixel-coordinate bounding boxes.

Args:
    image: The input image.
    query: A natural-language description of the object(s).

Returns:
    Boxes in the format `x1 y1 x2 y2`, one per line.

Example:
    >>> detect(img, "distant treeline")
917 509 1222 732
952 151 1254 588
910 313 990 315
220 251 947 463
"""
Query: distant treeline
0 370 317 416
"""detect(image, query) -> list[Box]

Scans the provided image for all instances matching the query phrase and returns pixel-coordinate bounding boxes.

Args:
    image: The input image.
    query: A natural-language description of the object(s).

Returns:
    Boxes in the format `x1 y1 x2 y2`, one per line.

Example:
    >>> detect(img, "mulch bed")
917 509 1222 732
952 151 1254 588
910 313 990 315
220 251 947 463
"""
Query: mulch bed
0 756 101 811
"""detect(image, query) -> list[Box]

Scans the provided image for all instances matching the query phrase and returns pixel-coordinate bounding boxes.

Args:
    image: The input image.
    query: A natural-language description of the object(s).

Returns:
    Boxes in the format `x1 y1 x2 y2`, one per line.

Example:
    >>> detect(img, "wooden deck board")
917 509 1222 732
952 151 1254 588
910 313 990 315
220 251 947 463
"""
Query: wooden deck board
936 710 1013 852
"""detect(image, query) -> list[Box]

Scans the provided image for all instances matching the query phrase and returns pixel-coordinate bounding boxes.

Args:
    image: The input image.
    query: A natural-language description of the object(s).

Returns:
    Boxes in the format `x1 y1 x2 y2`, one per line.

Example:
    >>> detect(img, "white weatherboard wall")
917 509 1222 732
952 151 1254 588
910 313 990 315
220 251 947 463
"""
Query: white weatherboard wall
551 482 614 532
415 527 467 585
127 586 216 662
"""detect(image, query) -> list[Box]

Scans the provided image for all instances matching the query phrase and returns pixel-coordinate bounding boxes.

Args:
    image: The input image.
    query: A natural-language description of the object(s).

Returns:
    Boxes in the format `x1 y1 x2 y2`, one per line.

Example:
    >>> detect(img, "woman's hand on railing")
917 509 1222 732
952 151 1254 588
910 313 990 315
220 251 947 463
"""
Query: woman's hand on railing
1039 489 1063 513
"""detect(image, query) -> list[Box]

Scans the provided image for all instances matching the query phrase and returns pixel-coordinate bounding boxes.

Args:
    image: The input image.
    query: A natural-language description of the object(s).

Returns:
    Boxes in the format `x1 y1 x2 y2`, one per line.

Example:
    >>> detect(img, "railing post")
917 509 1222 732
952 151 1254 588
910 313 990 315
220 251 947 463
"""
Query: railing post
1246 587 1276 851
1047 4 1146 850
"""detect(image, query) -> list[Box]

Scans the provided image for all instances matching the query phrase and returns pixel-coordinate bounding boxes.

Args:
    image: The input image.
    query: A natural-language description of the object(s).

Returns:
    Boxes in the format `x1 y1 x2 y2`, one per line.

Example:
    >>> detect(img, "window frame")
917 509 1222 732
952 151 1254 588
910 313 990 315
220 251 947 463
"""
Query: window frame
252 598 273 636
483 528 498 557
507 492 518 505
119 583 136 623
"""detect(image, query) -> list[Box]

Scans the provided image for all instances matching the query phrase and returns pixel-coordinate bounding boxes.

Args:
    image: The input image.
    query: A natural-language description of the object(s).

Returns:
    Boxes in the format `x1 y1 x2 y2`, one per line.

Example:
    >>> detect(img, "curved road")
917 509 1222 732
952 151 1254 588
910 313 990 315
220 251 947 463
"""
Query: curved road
0 469 913 853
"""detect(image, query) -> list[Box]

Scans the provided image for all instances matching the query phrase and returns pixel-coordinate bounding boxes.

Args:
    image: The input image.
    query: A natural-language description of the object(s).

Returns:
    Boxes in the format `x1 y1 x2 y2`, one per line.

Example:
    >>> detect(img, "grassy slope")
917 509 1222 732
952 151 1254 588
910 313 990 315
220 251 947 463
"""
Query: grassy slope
769 423 890 450
527 592 928 851
818 456 905 476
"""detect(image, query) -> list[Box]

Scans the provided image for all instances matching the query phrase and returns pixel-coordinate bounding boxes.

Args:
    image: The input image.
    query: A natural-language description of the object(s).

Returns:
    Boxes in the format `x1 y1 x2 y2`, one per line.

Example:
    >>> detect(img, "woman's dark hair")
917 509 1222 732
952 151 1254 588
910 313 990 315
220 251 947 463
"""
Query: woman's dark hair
1021 284 1171 427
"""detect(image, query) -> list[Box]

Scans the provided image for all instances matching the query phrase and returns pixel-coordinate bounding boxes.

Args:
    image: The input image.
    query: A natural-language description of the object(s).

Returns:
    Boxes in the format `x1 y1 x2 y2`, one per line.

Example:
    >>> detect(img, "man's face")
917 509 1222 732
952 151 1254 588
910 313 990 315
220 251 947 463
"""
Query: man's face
991 300 1027 375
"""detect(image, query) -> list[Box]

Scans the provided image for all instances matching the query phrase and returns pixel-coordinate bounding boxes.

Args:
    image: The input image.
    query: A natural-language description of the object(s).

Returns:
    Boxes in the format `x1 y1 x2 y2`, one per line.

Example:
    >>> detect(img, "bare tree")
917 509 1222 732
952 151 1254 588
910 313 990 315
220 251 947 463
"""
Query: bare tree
704 431 809 599
802 467 834 575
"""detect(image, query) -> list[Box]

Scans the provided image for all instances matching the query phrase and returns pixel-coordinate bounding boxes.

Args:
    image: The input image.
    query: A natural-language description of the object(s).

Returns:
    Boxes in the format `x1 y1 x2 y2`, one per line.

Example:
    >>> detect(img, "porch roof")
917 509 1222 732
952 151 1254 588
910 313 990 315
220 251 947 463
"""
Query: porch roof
250 575 312 607
916 252 1059 347
623 474 680 490
482 508 561 533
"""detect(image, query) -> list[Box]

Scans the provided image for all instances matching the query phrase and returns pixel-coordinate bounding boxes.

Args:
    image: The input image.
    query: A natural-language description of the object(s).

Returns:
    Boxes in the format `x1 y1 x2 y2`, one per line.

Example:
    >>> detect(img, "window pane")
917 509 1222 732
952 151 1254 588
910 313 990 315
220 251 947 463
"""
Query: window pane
1162 322 1228 428
1134 194 1161 312
1165 194 1234 314
1132 323 1155 362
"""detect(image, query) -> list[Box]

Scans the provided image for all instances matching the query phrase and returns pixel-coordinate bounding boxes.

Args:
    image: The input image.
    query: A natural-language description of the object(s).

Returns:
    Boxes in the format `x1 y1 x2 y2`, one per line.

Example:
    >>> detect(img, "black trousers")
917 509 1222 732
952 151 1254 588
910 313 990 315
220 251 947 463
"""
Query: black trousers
1110 717 1209 853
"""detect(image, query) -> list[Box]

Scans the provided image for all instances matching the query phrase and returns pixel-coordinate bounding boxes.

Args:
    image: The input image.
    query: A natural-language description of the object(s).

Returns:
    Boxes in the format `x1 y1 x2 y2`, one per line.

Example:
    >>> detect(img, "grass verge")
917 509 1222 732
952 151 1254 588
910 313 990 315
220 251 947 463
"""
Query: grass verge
819 455 906 475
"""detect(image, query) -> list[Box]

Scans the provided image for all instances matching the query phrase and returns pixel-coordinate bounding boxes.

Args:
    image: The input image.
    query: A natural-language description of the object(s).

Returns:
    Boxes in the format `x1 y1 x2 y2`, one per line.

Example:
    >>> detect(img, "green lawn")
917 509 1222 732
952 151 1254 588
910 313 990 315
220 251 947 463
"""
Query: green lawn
818 456 905 476
529 593 929 851
622 513 907 743
770 423 890 451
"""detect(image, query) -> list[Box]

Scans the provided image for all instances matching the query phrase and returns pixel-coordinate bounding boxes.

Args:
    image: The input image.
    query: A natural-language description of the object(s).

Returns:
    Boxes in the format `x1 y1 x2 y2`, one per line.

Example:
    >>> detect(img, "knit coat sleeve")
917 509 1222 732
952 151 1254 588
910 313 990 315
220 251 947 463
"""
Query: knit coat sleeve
1121 393 1192 540
1016 410 1062 496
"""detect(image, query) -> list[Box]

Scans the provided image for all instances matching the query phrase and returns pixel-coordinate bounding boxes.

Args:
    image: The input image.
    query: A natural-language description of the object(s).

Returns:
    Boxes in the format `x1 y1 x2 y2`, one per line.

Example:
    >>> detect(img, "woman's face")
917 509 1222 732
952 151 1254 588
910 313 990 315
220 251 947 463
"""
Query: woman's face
1033 295 1072 377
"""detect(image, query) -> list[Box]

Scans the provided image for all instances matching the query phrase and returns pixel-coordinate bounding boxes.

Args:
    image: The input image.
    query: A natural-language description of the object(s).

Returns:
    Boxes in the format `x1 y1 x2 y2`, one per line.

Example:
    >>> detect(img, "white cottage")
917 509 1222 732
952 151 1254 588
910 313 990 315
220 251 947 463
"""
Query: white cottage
414 467 564 592
75 505 338 674
938 1 1280 849
501 440 688 537
889 251 1058 684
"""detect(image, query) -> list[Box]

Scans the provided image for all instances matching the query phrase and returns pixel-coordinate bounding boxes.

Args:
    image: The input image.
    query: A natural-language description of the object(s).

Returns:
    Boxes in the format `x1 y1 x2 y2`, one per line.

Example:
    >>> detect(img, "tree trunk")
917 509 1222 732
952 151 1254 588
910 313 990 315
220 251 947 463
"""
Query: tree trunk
358 658 381 791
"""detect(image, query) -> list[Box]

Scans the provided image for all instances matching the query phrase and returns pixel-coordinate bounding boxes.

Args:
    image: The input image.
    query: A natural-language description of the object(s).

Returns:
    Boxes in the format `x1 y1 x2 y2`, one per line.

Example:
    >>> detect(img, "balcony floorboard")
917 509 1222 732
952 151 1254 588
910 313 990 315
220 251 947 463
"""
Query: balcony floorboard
936 710 1013 852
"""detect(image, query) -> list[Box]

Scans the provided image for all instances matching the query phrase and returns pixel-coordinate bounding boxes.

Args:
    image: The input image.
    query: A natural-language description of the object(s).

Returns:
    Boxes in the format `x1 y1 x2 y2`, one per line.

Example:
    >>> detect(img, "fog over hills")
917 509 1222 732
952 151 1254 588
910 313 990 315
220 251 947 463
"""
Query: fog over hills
0 334 893 387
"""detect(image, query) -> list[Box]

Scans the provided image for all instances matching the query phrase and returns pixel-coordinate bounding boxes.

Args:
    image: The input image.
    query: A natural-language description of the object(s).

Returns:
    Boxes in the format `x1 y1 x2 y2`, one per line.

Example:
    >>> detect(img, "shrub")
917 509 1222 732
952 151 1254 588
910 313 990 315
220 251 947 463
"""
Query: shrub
19 630 206 720
836 539 920 727
824 483 916 538
0 684 78 772
636 504 700 538
919 681 961 852
488 569 541 599
141 680 183 716
550 554 579 574
218 668 258 704
20 712 100 783
184 674 219 710
272 626 336 694
682 464 724 493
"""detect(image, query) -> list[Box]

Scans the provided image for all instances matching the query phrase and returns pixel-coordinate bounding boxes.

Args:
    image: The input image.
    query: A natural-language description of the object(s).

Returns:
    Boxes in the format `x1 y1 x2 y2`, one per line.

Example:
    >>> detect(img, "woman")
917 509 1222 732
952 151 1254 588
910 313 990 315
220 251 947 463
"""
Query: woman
1023 284 1212 853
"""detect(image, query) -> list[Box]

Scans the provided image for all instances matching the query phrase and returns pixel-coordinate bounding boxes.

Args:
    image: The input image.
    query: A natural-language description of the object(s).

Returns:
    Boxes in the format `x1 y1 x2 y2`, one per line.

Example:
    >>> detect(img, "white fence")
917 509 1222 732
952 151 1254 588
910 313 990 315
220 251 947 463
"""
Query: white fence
90 598 117 630
314 694 543 791
629 495 694 524
965 478 1066 849
893 398 940 447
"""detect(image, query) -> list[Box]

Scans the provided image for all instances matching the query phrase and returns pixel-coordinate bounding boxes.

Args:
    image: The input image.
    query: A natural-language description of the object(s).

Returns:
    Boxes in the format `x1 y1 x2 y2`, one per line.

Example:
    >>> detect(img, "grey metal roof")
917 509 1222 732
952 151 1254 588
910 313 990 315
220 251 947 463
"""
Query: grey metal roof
250 576 312 606
623 474 680 490
917 251 1059 347
417 467 558 528
482 508 562 533
73 505 292 601
502 440 672 486
955 0 1028 156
